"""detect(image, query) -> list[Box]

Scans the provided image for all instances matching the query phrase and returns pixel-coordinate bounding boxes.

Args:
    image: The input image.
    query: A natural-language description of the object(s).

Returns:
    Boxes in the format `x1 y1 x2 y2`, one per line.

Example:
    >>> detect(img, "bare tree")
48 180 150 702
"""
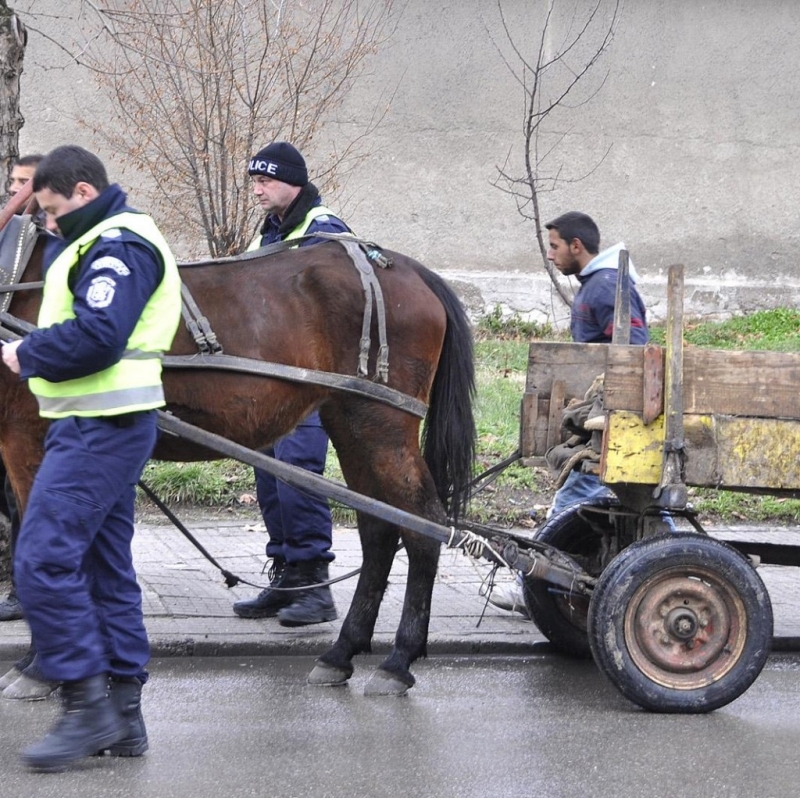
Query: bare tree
489 0 621 306
0 1 27 578
0 0 27 204
22 0 399 257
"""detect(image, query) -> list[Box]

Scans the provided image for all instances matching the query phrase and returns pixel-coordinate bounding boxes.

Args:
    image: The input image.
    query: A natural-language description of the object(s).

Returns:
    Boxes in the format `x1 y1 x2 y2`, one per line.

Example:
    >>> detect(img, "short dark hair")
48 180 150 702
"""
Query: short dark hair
15 153 44 169
32 145 109 197
545 211 600 255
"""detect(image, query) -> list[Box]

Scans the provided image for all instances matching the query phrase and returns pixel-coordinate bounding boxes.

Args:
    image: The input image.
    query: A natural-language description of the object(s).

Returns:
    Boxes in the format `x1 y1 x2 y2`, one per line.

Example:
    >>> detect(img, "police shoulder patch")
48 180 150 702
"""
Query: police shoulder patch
86 275 116 309
91 256 131 276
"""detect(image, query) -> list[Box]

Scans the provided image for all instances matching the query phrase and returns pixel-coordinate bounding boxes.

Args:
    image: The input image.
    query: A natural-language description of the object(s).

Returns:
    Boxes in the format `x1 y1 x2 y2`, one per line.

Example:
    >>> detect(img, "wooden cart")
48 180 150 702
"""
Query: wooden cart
517 264 796 712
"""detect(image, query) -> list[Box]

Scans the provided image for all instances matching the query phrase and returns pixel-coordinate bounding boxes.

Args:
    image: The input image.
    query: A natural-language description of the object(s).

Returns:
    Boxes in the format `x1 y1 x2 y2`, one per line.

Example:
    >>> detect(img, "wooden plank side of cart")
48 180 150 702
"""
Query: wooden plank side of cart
522 341 800 494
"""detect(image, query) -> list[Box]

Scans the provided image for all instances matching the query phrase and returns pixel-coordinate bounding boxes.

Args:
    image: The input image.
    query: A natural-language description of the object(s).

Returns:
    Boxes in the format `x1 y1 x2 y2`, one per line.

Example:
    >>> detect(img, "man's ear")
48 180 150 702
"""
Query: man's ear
73 181 100 203
569 238 584 256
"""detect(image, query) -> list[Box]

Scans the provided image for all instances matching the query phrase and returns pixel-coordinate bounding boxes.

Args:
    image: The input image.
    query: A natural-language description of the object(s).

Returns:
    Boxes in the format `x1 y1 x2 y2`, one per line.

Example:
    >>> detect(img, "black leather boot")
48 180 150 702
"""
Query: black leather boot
100 676 148 757
0 590 23 621
21 673 125 772
233 556 293 618
278 560 338 627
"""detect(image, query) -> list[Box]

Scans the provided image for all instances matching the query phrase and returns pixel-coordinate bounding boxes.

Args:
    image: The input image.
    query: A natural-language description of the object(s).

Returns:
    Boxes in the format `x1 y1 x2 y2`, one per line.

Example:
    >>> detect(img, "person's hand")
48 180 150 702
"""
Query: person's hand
1 340 22 374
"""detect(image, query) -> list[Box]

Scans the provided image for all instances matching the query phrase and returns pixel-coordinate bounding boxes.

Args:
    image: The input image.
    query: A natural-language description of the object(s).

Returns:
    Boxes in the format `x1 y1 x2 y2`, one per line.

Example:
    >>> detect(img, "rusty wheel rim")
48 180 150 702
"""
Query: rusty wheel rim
623 567 748 690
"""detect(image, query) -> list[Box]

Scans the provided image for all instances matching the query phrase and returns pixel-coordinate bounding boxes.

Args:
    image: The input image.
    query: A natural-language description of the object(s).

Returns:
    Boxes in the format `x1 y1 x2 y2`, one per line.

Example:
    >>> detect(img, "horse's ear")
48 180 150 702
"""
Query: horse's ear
0 179 33 232
23 195 40 218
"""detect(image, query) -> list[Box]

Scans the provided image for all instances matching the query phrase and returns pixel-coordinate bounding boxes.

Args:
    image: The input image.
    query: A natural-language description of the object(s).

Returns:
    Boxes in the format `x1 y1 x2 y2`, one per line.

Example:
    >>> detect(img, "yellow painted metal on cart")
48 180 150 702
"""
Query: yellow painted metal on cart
713 417 800 489
602 411 665 484
602 410 800 491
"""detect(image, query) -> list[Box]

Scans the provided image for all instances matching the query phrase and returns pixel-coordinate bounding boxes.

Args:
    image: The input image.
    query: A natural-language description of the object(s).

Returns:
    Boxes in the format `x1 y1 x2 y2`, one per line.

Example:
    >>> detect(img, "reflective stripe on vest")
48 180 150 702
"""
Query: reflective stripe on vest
29 212 182 419
246 206 341 252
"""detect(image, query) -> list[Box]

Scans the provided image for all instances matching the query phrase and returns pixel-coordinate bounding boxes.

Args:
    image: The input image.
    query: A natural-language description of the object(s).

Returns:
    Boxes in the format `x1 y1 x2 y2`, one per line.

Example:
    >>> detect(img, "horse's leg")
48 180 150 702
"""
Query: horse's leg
312 406 446 695
363 528 441 696
308 512 400 686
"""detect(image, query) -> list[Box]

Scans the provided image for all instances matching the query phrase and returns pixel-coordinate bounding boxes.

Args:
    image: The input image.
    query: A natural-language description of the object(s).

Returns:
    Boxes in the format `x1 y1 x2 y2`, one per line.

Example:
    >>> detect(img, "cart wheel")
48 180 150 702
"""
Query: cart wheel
588 533 773 713
522 497 622 658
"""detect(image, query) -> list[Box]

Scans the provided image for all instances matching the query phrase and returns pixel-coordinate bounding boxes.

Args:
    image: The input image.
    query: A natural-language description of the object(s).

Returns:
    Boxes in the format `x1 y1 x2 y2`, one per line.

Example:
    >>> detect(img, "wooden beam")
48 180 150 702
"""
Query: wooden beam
519 391 538 458
604 346 800 420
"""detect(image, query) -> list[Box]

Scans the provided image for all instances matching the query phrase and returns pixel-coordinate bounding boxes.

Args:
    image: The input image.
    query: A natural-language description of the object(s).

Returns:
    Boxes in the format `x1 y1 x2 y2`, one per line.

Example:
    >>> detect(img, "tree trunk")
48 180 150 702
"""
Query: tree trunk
0 1 26 207
0 1 25 580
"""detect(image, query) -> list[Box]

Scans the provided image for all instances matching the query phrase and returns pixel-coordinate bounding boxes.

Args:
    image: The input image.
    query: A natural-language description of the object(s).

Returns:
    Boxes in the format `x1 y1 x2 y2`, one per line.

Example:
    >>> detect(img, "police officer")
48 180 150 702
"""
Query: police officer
232 141 348 627
1 145 181 772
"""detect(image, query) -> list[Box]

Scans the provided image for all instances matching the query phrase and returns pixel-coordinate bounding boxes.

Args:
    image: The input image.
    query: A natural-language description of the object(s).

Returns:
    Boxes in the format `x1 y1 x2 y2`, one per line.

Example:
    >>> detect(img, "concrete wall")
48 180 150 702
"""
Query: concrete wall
15 0 800 327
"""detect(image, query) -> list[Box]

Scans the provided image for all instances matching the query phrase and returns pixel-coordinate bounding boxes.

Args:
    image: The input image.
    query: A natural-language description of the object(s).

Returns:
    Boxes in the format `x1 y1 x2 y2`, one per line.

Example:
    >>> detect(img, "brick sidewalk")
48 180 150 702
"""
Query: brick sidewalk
1 519 798 660
0 518 546 660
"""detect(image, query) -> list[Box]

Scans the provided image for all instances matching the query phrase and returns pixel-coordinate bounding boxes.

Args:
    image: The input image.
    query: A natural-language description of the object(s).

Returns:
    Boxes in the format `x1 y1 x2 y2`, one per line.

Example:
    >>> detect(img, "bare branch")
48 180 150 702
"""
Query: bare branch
37 0 403 257
490 0 622 308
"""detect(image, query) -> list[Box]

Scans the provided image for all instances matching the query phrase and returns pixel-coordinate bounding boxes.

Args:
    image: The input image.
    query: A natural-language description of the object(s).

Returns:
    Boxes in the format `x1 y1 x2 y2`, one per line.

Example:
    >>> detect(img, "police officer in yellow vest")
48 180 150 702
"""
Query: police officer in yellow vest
1 145 181 772
233 142 348 627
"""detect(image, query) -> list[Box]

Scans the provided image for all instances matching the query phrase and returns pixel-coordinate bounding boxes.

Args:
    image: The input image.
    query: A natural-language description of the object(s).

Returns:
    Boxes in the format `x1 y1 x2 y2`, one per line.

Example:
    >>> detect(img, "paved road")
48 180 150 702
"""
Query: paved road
3 653 800 797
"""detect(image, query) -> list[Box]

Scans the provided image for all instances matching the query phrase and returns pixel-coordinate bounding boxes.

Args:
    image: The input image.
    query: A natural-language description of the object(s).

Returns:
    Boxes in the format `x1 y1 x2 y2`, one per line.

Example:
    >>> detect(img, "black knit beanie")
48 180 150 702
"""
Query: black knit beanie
248 142 308 187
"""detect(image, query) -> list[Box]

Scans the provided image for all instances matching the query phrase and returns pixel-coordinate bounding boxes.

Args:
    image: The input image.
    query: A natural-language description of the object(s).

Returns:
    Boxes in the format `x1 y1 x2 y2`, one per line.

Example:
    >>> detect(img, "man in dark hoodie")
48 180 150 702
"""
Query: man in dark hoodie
232 142 348 627
487 211 651 616
545 209 650 513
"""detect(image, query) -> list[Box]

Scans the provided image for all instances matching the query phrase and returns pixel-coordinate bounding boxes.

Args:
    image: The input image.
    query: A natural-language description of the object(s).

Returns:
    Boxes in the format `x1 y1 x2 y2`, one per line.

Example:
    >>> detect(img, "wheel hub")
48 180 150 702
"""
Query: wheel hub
666 607 698 640
625 571 746 686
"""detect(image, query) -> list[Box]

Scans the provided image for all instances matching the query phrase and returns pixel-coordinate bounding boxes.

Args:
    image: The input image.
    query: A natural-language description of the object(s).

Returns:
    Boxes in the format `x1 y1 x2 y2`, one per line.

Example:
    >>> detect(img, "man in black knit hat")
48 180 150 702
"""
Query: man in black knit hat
233 141 349 627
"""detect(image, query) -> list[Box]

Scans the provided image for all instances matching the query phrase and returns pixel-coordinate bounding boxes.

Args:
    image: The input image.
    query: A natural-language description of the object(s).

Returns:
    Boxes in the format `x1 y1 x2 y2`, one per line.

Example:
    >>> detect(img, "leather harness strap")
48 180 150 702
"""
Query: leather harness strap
180 282 223 355
178 232 394 383
161 352 427 419
0 216 39 314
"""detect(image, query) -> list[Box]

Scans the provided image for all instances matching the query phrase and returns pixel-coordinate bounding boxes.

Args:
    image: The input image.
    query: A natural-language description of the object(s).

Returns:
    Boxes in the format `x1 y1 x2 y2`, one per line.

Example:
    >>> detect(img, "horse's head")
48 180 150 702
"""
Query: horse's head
0 218 45 328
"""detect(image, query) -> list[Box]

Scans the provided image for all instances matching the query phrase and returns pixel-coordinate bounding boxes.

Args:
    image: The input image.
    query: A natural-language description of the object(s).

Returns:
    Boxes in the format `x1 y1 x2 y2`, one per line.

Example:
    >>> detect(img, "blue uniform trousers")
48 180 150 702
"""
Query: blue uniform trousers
254 412 334 564
15 412 157 683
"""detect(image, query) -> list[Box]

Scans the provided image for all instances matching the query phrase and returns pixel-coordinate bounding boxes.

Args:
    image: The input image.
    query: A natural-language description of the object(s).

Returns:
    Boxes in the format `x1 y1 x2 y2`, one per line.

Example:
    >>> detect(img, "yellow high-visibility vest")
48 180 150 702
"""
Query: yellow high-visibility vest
246 205 342 252
29 212 182 418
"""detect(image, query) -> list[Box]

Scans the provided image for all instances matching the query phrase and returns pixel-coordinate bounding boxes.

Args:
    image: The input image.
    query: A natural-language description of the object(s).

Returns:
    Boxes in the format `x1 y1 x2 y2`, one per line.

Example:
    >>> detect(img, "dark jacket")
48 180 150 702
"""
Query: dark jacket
571 254 649 345
258 183 349 248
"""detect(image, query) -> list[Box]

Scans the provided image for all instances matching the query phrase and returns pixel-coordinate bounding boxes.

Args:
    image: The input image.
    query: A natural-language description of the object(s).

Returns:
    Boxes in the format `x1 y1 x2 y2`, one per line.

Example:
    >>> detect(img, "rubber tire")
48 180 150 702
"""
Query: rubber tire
522 497 621 658
588 533 773 713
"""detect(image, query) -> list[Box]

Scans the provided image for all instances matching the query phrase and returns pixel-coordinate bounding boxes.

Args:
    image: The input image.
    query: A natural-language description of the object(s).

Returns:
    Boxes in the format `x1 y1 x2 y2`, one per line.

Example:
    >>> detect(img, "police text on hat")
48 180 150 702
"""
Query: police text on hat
248 141 308 187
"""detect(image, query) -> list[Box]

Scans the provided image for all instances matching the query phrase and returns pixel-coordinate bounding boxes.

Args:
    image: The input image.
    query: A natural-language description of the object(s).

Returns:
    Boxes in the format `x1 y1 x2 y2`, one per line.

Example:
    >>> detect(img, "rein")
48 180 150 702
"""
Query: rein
162 353 427 418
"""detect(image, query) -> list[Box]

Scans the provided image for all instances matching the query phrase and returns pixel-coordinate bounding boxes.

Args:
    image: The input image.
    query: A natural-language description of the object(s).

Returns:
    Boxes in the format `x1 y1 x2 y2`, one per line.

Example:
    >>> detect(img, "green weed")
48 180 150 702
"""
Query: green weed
650 308 800 352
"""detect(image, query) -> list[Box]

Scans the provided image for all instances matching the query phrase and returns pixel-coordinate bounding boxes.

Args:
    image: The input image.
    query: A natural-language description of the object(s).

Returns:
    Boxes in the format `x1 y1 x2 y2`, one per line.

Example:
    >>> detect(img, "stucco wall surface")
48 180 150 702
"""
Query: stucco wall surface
14 0 800 325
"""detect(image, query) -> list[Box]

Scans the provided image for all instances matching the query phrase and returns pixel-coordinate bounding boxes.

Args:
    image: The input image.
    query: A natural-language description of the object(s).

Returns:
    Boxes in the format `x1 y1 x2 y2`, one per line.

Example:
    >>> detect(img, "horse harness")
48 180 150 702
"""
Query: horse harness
0 225 428 420
0 215 42 313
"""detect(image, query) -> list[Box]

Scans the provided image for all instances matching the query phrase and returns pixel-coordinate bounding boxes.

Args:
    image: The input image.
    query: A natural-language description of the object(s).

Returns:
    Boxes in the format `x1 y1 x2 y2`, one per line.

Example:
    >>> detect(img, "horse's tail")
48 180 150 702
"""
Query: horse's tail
416 266 476 523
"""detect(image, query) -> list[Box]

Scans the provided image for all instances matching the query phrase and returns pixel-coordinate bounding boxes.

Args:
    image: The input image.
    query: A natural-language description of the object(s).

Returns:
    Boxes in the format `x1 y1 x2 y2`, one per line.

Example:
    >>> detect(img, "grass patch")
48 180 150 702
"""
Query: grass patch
139 460 254 506
650 308 800 352
689 490 800 524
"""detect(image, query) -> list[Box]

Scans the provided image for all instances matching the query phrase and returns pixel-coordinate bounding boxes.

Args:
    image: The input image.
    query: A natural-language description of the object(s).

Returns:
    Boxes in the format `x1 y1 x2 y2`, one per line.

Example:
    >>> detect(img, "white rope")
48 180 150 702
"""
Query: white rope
447 526 512 570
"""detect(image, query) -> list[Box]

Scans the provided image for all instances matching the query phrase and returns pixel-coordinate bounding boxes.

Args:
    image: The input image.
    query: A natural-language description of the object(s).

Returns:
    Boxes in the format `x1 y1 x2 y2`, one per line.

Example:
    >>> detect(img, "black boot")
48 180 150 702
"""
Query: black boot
278 560 338 627
21 674 125 772
0 590 23 621
99 676 148 757
233 557 293 618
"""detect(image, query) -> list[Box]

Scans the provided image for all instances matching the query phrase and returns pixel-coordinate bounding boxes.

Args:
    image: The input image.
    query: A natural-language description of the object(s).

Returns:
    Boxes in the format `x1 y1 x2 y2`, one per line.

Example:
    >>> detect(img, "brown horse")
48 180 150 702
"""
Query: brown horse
0 229 476 695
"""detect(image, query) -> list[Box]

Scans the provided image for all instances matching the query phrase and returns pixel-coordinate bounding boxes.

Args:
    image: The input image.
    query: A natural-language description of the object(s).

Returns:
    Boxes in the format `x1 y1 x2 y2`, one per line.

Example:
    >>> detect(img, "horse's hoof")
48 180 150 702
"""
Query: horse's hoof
364 669 412 697
307 662 351 687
